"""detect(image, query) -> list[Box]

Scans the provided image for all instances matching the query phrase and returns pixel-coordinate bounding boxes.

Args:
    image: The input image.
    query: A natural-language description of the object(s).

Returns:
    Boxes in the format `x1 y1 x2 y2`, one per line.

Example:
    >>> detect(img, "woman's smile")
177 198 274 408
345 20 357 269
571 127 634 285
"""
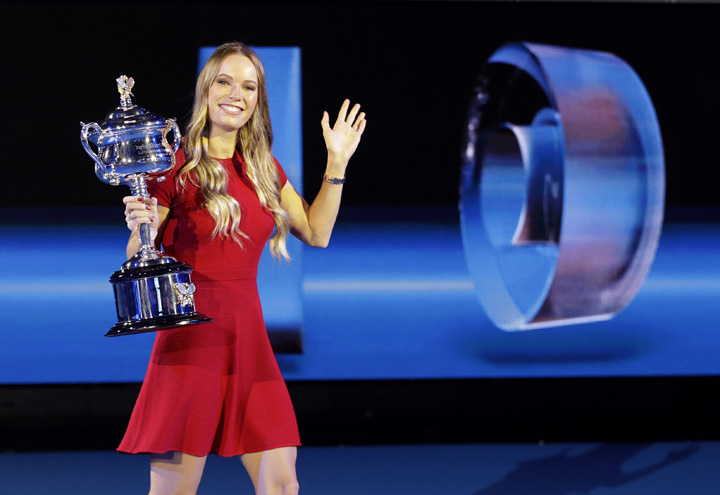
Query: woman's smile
219 103 243 115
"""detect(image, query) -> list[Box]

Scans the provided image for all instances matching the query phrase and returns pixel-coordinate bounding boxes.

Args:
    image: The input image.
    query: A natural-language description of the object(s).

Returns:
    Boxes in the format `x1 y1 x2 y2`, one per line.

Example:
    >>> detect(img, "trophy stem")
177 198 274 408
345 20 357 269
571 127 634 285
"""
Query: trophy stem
138 224 156 256
128 175 157 258
127 174 149 199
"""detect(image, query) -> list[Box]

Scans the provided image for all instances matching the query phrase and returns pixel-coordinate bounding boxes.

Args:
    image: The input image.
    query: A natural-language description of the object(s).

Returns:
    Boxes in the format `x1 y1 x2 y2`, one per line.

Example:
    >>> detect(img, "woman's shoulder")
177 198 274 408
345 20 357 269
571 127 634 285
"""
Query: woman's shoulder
273 156 288 187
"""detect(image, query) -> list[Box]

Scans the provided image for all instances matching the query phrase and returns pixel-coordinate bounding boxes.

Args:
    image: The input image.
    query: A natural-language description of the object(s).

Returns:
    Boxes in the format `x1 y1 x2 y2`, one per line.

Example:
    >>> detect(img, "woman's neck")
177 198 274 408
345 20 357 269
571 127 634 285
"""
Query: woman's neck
206 130 238 159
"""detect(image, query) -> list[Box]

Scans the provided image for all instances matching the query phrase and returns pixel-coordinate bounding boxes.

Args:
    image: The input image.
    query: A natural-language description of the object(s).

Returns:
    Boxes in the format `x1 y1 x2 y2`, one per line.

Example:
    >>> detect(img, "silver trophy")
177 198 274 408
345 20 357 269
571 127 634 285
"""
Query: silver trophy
81 75 211 337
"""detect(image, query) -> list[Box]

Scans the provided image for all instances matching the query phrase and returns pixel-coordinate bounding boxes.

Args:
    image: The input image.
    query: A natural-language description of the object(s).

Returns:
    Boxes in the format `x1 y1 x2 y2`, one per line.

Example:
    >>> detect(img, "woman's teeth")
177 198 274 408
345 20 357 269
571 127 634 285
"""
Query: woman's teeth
220 104 241 115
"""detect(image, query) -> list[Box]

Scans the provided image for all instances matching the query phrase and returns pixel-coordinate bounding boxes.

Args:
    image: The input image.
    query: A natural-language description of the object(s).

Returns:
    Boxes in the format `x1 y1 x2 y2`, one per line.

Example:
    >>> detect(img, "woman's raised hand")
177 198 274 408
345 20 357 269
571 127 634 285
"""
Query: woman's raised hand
123 196 159 239
321 99 366 168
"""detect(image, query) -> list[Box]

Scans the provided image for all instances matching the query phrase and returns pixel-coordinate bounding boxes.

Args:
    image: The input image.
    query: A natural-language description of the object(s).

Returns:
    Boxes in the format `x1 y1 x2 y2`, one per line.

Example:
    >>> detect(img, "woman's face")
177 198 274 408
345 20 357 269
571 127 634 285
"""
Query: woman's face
207 53 259 135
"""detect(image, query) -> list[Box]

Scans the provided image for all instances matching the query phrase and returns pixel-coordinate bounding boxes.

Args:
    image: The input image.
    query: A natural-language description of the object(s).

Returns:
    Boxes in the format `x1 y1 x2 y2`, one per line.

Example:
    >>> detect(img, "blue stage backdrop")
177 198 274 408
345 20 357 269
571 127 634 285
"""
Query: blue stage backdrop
1 44 720 384
1 216 719 384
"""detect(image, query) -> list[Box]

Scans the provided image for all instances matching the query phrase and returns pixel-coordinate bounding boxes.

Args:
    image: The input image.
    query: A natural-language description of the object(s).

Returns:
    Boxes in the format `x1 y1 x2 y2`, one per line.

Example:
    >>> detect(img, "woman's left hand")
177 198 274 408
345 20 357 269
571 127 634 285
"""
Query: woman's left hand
321 99 366 169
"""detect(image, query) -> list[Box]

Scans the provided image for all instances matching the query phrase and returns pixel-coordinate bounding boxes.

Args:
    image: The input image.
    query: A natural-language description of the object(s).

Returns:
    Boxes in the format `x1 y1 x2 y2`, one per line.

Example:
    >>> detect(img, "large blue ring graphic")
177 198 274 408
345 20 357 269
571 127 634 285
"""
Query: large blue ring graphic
460 43 665 330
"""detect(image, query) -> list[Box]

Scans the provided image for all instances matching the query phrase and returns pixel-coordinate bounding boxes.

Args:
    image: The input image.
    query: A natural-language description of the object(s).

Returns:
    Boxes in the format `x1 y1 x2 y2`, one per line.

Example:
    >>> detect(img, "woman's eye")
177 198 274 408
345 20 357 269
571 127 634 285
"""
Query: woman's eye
244 85 256 92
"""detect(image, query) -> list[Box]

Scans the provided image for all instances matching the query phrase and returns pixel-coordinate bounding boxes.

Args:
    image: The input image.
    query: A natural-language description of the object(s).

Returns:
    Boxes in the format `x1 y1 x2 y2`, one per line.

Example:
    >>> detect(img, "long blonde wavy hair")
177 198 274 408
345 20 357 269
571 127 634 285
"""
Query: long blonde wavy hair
179 42 291 261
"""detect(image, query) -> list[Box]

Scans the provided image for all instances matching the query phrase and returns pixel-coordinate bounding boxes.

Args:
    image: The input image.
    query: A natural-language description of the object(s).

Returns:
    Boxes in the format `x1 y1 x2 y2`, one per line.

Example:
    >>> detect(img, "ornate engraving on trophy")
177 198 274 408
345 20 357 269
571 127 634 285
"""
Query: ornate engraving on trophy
175 283 197 307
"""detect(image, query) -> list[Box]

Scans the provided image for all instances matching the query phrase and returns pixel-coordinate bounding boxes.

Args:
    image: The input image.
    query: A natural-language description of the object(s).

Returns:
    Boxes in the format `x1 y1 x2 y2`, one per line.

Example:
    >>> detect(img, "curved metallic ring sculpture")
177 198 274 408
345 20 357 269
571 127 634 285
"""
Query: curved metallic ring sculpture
460 42 665 330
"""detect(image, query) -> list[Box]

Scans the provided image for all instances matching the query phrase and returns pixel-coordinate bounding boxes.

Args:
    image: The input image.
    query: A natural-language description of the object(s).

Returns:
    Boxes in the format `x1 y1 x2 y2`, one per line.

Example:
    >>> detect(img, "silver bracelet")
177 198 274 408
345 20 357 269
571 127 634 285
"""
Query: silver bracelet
324 174 346 185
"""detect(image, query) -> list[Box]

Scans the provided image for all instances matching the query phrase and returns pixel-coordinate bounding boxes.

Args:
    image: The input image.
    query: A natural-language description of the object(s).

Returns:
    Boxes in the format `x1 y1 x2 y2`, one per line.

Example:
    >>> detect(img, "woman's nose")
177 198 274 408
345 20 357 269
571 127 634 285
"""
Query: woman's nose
229 83 242 100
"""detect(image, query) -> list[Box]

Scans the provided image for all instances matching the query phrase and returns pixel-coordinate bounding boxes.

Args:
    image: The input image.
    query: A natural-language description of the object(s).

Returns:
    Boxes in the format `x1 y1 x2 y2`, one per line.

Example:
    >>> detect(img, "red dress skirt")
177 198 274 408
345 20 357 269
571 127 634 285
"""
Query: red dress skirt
118 150 300 457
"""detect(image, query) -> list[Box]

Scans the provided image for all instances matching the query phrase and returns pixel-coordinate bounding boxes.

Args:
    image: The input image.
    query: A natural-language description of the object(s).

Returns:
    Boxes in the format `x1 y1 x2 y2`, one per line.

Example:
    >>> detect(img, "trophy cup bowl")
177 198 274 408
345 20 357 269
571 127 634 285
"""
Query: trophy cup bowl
81 75 212 337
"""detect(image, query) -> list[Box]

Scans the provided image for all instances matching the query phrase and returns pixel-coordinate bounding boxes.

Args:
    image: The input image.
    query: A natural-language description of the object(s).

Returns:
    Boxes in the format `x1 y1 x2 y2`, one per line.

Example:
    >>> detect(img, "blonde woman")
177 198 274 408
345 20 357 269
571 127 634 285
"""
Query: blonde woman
121 42 366 495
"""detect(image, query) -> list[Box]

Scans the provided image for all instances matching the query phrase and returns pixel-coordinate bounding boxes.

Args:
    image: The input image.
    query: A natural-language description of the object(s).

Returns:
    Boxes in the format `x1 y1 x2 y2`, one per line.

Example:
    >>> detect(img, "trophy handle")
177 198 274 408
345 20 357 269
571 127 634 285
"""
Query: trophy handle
80 122 104 165
164 119 181 154
81 122 119 184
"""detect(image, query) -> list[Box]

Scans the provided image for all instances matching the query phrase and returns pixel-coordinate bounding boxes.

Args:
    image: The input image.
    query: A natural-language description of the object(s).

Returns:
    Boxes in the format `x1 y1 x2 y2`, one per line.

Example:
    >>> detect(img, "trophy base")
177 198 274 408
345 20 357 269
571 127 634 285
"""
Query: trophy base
105 313 212 337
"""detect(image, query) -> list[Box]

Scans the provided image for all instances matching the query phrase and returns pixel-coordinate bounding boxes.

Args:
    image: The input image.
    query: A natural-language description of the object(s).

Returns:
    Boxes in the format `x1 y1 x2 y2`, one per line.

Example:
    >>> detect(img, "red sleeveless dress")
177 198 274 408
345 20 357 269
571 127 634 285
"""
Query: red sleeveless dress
118 149 301 457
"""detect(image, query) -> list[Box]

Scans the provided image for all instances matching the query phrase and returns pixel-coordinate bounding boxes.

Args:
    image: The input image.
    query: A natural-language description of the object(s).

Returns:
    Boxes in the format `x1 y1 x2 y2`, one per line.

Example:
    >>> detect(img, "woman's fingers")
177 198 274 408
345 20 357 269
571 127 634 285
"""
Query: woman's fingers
334 99 351 127
123 196 158 231
322 100 366 163
352 111 366 133
326 100 365 132
346 103 362 126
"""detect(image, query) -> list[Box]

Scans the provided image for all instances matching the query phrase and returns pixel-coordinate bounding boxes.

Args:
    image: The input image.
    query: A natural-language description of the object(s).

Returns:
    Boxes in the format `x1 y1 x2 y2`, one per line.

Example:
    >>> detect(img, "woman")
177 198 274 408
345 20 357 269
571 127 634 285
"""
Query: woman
121 42 366 495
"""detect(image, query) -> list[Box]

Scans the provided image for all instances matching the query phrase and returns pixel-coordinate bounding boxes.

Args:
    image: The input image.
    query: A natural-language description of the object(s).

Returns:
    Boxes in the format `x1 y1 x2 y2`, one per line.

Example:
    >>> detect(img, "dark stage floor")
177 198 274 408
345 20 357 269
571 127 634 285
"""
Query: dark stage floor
1 442 716 494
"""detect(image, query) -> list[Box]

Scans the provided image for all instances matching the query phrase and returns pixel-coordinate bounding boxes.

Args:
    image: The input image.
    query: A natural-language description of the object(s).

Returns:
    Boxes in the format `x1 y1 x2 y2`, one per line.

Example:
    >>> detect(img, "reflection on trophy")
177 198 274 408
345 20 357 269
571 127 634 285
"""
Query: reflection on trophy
81 75 212 337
